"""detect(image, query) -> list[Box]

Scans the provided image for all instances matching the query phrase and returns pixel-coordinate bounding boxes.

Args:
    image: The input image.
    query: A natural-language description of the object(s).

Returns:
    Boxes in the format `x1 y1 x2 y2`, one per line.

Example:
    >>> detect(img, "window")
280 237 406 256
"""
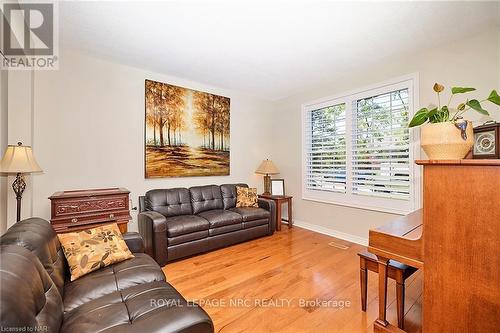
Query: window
302 75 420 214
305 103 346 193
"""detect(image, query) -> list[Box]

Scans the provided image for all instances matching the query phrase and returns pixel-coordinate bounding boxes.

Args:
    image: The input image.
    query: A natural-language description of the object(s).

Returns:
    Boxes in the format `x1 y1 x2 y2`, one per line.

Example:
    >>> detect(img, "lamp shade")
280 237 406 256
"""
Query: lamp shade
0 143 43 174
255 159 279 175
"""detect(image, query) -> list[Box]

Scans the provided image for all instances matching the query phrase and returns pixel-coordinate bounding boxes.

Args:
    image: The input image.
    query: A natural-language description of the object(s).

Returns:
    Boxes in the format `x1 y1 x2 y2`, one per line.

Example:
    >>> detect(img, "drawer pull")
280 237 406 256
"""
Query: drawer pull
109 214 114 219
71 218 78 223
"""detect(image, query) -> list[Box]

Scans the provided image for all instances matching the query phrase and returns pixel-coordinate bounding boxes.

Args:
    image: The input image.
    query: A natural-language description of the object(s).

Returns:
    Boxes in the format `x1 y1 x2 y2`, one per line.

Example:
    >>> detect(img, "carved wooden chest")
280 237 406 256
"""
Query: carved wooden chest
49 188 131 233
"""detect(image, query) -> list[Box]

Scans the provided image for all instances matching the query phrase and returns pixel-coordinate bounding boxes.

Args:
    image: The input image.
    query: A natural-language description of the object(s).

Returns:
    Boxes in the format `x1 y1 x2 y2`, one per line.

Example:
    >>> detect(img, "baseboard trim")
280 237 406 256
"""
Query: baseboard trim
283 219 368 246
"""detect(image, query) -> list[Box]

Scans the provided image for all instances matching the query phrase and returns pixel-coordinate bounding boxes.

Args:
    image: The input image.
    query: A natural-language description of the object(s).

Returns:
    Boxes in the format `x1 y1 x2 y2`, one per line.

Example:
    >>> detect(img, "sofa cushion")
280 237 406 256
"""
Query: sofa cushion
0 217 67 297
209 223 242 236
0 245 64 333
58 224 134 281
168 230 209 246
165 215 210 237
189 185 223 214
61 281 213 333
235 187 258 208
220 183 248 209
243 219 270 229
145 188 192 217
63 253 165 313
198 209 242 228
229 207 270 222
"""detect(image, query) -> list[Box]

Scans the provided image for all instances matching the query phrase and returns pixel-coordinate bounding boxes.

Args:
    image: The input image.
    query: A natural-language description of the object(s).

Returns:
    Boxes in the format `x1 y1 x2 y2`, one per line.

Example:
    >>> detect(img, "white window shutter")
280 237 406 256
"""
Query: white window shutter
302 75 420 214
351 89 411 200
305 104 347 193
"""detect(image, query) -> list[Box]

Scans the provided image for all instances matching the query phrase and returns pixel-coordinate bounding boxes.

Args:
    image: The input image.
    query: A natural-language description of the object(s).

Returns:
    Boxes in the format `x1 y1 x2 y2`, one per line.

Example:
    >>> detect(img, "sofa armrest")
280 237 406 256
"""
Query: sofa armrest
258 198 276 235
122 232 145 253
138 211 168 266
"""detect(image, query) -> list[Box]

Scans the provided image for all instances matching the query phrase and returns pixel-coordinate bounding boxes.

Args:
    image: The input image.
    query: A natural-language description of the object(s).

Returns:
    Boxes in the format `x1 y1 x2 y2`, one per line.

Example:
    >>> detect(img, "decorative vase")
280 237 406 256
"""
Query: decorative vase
420 121 473 159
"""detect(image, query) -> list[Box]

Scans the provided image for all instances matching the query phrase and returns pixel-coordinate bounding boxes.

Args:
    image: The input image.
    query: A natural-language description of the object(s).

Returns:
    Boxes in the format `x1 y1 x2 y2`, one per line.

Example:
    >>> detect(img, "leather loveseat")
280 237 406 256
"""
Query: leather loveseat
138 184 276 266
0 218 214 333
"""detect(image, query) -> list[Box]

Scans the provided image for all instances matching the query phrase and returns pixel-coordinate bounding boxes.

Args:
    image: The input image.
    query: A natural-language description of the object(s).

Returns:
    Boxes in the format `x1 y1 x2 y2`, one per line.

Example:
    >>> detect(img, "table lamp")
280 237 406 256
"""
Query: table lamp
0 142 43 222
255 159 279 195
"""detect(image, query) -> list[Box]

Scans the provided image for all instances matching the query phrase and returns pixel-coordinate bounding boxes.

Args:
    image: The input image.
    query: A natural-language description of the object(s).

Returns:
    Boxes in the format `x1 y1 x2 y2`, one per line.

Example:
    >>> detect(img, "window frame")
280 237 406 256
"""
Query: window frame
301 74 421 215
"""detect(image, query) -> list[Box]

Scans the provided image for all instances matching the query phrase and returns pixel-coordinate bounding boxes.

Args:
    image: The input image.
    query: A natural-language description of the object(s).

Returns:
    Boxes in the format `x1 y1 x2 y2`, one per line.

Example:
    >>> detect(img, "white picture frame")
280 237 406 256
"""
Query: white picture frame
271 179 285 196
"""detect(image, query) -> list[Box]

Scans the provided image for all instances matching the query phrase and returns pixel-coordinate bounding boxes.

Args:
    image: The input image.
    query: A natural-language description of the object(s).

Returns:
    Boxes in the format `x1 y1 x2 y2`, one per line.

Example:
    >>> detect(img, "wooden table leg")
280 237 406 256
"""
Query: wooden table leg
118 221 128 233
287 198 292 227
396 281 405 330
374 256 390 328
360 257 367 311
276 201 282 231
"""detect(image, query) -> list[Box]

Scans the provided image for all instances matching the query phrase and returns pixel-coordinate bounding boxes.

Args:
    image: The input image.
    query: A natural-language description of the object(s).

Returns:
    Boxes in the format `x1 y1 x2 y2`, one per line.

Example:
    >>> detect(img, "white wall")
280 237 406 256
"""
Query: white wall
26 49 274 231
0 69 7 234
269 27 500 243
6 70 35 226
1 0 36 230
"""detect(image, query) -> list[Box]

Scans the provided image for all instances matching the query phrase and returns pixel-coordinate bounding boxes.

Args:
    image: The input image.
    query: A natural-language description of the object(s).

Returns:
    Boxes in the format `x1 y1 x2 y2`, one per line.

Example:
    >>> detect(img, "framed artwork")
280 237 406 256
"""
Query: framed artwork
145 79 230 178
271 179 285 196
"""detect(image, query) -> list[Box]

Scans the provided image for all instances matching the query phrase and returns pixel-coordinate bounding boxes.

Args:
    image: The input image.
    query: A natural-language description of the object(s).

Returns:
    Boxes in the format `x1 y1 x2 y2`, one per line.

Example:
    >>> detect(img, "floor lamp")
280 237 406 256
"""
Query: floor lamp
0 142 43 222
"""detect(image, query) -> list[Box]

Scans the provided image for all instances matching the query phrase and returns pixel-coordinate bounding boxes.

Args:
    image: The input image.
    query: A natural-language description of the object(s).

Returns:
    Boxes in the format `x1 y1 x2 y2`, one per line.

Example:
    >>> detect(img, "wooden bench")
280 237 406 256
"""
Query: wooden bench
358 251 417 330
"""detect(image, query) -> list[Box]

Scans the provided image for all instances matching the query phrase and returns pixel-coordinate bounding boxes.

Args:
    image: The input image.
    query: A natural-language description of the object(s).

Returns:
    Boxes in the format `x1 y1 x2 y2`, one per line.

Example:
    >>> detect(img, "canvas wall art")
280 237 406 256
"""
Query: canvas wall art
145 79 230 178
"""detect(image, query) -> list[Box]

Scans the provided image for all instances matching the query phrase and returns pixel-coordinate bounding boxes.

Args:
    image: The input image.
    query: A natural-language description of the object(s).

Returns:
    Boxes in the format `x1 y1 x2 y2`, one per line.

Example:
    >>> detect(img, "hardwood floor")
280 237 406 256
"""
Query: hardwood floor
163 225 422 333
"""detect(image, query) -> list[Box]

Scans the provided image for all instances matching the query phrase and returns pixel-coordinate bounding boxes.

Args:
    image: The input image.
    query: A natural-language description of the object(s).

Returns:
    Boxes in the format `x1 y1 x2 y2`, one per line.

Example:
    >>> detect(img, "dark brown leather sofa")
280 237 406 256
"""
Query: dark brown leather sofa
138 184 276 266
0 218 214 333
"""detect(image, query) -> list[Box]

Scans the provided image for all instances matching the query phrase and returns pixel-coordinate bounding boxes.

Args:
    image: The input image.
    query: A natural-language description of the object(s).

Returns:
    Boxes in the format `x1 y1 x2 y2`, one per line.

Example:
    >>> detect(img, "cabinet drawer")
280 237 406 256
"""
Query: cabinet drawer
51 211 130 225
52 220 129 234
52 195 128 217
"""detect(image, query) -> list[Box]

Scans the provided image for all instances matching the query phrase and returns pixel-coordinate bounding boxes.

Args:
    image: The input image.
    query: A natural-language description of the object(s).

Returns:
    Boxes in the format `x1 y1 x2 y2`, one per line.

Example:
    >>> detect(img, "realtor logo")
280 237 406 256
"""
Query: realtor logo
1 1 58 69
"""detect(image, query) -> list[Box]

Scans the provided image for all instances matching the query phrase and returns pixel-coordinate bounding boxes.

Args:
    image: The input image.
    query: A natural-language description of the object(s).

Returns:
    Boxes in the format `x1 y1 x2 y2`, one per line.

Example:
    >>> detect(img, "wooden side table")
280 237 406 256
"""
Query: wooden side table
258 194 292 231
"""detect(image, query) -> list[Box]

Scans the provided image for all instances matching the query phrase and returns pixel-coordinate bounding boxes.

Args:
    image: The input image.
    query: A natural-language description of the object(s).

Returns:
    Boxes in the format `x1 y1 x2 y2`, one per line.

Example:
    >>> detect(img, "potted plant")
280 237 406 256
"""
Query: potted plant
409 83 500 159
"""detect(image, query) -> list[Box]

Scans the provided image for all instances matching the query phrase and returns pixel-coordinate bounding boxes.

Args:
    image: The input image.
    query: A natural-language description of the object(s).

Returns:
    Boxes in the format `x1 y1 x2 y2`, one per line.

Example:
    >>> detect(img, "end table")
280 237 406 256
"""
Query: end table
258 194 293 231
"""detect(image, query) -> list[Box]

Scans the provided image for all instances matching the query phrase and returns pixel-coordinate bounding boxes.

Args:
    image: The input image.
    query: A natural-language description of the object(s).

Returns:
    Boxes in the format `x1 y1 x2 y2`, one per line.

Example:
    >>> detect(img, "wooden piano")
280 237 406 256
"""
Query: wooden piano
368 159 500 332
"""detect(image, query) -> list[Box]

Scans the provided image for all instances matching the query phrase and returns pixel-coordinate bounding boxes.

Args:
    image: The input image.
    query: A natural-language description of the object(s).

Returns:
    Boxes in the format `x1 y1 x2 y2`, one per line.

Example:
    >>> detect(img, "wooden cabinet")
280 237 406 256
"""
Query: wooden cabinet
49 188 131 233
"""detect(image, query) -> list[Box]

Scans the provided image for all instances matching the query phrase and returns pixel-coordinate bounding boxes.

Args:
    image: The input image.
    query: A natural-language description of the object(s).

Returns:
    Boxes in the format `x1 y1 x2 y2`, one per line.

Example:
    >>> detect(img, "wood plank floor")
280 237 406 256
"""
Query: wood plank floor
163 225 422 333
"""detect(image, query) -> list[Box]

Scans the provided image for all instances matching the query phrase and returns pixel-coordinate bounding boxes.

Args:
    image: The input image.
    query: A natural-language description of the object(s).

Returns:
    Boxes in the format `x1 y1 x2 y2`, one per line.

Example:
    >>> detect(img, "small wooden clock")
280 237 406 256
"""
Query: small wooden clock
473 121 499 159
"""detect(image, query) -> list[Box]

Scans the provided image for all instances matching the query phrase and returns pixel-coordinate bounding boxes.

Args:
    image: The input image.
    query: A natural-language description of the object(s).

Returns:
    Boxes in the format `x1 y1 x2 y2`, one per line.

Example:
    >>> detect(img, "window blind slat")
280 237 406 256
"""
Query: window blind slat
353 191 409 200
307 170 346 174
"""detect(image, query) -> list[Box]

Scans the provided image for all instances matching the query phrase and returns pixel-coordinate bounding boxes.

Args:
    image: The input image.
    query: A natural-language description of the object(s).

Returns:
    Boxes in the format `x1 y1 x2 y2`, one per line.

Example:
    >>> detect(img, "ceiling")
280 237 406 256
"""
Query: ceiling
59 1 499 100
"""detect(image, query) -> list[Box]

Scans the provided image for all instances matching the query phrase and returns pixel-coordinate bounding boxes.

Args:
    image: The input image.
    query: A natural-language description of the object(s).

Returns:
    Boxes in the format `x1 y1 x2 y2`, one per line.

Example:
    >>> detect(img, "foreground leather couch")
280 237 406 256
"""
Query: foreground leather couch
138 184 276 266
0 218 214 333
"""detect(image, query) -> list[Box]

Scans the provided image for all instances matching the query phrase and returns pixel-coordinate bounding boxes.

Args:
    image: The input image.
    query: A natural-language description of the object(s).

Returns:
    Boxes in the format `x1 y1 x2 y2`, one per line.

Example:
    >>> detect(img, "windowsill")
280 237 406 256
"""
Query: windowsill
302 196 412 215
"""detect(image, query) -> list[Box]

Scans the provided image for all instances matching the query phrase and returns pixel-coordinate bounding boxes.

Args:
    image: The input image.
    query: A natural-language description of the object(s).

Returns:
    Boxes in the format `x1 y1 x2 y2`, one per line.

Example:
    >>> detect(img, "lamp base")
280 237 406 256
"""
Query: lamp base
263 174 271 195
12 173 26 222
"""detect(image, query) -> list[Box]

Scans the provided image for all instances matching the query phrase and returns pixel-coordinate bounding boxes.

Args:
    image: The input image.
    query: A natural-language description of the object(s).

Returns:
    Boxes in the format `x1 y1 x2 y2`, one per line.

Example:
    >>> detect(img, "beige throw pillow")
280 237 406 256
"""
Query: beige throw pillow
58 223 134 281
236 186 259 208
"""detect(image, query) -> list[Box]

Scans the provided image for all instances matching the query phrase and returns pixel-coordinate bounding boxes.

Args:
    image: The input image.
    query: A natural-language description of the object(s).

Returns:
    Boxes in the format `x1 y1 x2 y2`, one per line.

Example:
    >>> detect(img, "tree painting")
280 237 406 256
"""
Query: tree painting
145 79 230 178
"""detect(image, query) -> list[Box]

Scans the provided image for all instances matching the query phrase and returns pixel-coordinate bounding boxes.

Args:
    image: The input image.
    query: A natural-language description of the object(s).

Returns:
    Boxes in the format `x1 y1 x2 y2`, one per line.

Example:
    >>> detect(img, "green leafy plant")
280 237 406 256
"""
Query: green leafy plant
408 83 500 127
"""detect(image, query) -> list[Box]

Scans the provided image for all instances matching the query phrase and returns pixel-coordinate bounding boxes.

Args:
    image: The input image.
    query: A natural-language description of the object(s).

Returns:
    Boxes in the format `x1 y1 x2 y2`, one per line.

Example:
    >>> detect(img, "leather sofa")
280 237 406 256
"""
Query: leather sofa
138 184 276 266
0 218 214 333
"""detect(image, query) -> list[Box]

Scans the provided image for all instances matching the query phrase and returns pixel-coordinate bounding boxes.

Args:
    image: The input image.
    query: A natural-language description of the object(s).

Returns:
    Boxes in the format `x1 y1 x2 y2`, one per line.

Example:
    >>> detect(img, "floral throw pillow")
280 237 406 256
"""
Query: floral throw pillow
58 223 134 281
236 186 259 208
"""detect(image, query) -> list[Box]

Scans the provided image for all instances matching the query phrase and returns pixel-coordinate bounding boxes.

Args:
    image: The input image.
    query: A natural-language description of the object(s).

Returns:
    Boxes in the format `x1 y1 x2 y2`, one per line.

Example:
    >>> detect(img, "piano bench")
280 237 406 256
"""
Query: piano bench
358 251 417 330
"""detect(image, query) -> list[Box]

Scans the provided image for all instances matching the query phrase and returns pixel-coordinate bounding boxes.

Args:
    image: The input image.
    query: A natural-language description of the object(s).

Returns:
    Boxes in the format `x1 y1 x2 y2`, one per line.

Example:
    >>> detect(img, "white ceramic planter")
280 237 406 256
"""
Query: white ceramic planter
420 121 473 159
